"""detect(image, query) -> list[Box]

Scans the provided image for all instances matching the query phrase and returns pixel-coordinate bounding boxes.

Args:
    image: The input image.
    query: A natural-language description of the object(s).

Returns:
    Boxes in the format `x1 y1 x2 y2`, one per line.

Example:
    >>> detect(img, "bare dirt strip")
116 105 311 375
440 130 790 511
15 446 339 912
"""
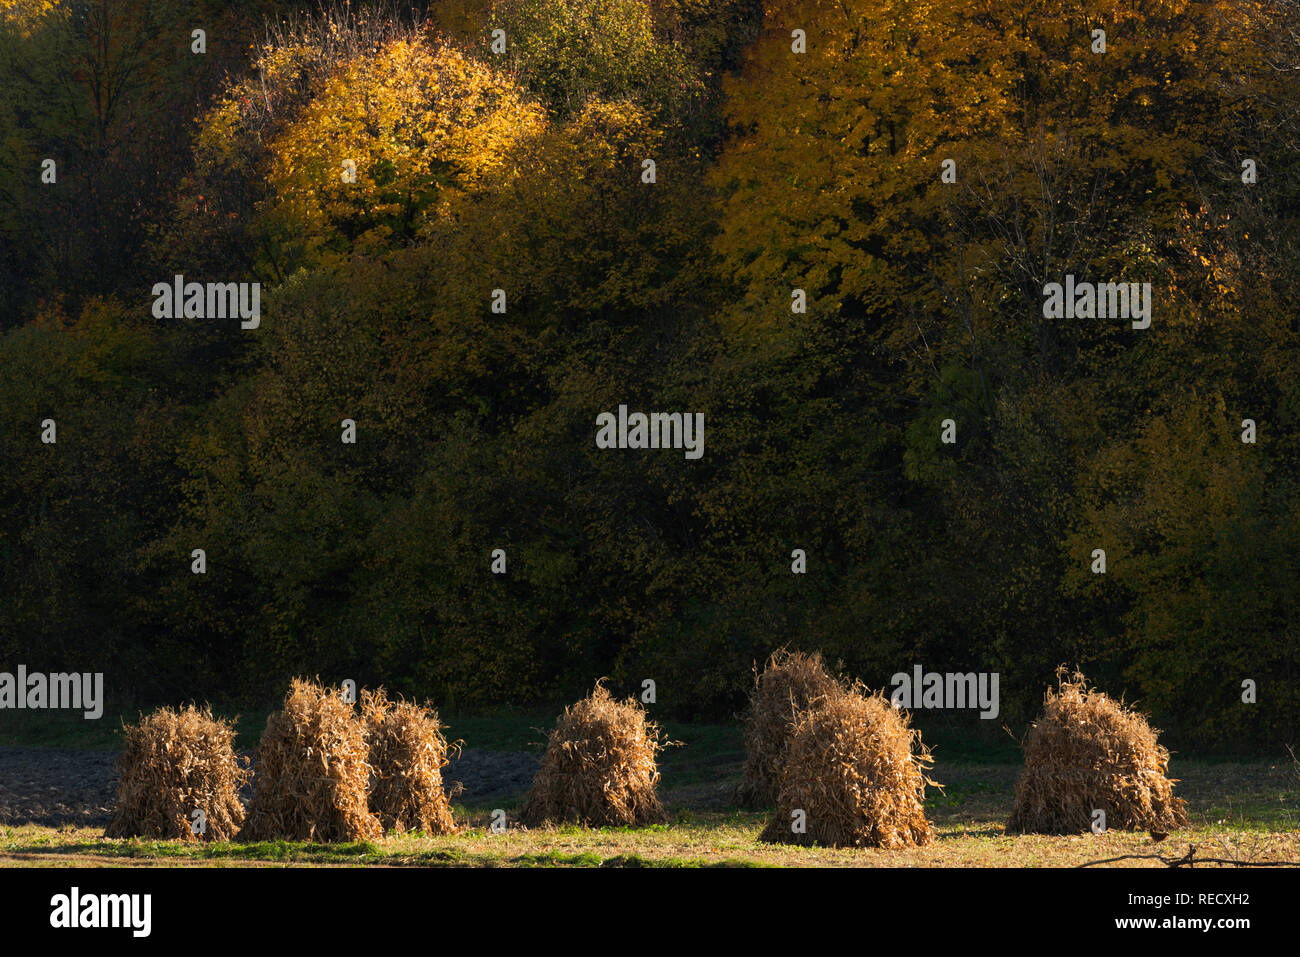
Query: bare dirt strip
0 746 539 828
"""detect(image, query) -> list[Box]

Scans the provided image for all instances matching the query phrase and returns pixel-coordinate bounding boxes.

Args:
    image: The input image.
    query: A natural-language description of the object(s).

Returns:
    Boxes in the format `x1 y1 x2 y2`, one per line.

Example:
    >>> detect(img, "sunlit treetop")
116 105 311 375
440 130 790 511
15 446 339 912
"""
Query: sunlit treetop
194 28 546 273
0 0 59 36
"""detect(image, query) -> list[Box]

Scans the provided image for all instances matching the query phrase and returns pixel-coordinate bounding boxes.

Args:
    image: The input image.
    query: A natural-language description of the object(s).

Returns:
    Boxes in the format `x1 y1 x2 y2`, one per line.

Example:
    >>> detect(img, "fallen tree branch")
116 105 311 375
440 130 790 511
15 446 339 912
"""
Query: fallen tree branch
1078 845 1300 868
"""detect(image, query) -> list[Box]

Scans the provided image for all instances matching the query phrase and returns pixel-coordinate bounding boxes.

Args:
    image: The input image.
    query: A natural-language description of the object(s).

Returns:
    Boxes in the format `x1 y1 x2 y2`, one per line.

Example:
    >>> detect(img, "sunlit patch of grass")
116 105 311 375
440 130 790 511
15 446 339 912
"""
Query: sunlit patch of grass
4 806 1298 869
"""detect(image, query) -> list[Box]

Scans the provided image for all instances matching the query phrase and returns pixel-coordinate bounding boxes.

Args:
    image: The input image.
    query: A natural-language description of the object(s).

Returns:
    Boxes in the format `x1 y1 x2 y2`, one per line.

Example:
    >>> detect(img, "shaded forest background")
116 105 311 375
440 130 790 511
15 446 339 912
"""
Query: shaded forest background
1 0 1298 747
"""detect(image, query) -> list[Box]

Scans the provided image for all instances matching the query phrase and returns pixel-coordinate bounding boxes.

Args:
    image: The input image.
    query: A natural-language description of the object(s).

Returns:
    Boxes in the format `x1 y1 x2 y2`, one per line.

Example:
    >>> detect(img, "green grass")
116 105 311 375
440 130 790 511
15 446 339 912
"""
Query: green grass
3 756 1296 868
0 703 275 751
5 791 1298 868
0 706 127 750
440 708 553 753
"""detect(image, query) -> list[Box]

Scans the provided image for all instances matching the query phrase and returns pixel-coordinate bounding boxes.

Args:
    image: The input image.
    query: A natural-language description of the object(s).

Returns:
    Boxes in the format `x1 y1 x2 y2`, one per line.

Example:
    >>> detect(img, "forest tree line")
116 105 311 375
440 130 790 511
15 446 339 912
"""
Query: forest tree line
1 0 1298 746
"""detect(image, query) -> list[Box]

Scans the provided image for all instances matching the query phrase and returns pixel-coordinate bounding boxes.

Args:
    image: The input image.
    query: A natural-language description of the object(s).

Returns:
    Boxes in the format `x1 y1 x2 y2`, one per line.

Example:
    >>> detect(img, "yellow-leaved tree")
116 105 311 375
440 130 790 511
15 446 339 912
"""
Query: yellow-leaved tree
180 24 546 279
712 0 1278 370
262 37 546 265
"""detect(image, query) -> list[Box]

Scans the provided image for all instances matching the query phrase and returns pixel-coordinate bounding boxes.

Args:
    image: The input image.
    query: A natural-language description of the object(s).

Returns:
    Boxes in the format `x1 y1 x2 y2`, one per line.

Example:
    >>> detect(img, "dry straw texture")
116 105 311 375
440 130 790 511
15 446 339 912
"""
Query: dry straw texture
520 683 668 827
1007 669 1190 834
105 704 249 841
759 682 936 848
238 678 381 843
736 649 843 807
361 688 457 835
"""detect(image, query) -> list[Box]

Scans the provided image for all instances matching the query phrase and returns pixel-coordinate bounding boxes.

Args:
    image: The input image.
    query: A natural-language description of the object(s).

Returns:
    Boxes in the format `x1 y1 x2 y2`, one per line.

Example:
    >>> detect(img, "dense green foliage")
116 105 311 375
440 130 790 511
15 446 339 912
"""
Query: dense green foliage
1 0 1297 745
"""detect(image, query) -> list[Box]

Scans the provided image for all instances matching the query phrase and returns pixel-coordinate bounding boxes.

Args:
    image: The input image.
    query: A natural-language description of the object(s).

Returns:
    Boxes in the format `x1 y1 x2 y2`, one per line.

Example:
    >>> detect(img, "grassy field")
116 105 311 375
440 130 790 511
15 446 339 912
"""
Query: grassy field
2 708 1297 868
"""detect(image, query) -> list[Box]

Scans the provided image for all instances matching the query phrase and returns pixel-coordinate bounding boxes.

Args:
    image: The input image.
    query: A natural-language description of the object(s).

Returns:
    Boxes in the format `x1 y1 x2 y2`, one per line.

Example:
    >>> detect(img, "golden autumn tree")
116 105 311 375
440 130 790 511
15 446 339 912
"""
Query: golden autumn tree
712 0 1279 374
0 0 57 35
713 1 1013 352
169 6 548 282
195 32 545 277
263 38 545 258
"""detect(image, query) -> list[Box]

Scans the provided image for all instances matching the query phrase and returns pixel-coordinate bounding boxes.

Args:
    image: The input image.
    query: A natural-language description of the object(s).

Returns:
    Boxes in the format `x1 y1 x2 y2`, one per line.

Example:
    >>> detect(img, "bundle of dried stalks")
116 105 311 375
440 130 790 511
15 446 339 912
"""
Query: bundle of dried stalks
361 688 457 835
105 704 249 841
1007 669 1190 834
759 682 936 848
736 649 843 808
238 678 380 842
520 684 668 827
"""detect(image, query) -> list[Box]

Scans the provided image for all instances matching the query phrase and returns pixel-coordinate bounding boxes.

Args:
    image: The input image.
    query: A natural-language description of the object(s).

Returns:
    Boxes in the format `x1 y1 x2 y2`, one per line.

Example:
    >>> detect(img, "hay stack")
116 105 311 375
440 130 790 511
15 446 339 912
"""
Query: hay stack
520 684 668 827
759 683 935 848
736 649 843 807
1007 669 1190 834
361 688 457 835
104 704 249 841
238 678 381 843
